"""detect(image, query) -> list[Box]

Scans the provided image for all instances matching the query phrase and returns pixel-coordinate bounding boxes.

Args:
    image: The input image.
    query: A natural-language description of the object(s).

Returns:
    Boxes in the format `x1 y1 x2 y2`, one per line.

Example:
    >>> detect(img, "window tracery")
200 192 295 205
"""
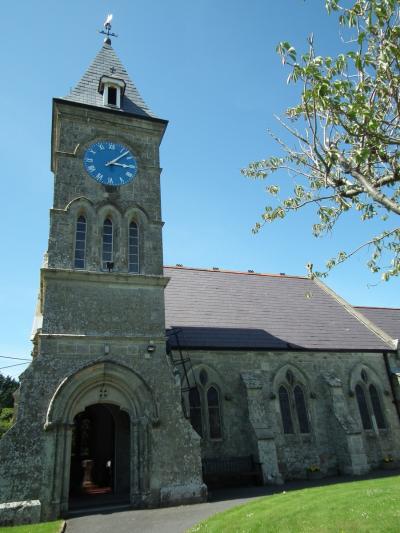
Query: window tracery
188 368 223 440
354 368 386 431
277 369 311 435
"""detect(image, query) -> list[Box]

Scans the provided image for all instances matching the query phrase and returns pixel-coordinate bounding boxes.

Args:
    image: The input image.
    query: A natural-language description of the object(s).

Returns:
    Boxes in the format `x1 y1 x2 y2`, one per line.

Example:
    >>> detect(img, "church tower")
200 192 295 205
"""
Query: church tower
0 27 205 525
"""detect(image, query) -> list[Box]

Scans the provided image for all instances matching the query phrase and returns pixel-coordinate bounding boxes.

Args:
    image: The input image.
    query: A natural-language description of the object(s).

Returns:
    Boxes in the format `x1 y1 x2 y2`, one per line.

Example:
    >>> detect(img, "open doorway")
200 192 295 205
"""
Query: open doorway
69 403 130 509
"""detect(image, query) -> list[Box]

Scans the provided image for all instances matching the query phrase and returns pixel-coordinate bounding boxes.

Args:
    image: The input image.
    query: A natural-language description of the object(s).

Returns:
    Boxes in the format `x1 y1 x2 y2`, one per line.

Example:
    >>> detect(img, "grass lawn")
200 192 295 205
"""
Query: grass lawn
0 521 62 533
189 475 400 532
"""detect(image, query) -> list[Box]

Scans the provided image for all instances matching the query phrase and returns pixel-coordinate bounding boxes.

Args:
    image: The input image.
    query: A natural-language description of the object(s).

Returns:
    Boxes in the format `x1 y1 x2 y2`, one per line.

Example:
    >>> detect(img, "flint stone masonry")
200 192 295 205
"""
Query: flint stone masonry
177 349 400 479
0 44 205 525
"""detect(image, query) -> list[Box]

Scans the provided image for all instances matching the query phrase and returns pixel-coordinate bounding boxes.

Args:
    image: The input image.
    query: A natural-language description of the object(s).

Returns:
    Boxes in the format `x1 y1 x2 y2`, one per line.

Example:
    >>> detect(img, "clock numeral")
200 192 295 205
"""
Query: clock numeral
98 144 105 150
119 148 125 153
88 165 96 172
107 177 114 185
89 150 96 155
95 173 104 181
126 172 133 178
119 177 125 183
84 158 93 163
108 143 115 150
126 156 133 160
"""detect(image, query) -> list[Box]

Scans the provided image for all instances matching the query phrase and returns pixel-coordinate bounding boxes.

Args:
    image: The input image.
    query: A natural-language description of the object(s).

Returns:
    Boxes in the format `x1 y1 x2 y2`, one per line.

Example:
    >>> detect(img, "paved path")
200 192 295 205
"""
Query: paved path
67 497 251 533
66 485 281 533
66 471 399 533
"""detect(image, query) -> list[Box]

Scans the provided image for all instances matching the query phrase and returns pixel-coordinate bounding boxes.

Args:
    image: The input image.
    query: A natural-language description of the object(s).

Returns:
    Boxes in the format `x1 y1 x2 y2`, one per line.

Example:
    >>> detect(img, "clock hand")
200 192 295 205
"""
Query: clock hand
110 163 136 169
105 150 129 166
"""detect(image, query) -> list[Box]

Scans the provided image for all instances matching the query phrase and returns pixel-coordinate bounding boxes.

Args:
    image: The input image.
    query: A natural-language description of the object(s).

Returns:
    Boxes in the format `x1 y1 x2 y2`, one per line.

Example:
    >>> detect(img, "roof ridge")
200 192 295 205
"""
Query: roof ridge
163 265 308 280
354 305 400 311
313 278 397 350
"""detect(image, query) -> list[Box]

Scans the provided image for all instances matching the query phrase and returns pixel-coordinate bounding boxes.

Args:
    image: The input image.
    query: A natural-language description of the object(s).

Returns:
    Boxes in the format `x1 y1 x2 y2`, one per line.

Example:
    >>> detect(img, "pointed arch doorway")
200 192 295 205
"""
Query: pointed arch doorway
69 403 130 509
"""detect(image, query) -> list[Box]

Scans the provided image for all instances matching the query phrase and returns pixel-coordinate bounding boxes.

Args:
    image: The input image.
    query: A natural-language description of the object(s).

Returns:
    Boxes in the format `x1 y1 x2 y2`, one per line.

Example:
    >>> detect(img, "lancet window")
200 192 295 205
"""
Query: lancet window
278 370 311 434
128 221 139 273
74 215 86 269
188 368 222 440
355 370 386 430
102 218 113 270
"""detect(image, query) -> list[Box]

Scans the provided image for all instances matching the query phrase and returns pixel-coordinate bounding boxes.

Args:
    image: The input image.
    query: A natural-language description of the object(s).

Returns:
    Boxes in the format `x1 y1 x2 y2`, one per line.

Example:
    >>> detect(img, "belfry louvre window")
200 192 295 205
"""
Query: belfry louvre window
107 86 117 106
128 221 139 273
74 215 86 269
102 218 113 269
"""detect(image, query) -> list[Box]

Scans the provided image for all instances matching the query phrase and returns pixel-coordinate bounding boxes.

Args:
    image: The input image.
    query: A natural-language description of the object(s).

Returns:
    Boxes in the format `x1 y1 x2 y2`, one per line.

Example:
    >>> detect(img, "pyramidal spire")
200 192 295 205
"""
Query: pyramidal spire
64 42 157 118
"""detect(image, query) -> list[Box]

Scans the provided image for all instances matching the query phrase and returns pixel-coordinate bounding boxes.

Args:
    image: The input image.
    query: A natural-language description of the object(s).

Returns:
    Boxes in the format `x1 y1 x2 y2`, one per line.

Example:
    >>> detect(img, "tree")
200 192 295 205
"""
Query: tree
0 408 14 439
242 0 400 280
0 373 18 410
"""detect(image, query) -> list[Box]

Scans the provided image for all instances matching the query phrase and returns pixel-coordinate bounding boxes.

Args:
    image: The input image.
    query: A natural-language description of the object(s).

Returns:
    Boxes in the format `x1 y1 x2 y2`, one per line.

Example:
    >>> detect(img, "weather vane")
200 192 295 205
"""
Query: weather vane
99 14 118 44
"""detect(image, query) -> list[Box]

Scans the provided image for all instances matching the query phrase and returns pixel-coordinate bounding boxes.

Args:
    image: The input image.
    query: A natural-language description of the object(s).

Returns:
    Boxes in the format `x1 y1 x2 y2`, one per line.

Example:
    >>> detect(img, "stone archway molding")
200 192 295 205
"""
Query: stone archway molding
45 359 159 429
41 360 159 519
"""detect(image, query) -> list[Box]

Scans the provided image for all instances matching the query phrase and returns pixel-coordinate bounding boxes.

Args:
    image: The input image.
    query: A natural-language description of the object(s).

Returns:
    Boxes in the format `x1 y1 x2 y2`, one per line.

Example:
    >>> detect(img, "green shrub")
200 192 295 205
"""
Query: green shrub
0 408 14 438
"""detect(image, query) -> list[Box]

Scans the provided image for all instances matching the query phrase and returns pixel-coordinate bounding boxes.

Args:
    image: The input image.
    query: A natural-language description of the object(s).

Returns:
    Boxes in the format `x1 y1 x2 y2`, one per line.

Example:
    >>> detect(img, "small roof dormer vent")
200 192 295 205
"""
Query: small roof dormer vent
98 75 126 109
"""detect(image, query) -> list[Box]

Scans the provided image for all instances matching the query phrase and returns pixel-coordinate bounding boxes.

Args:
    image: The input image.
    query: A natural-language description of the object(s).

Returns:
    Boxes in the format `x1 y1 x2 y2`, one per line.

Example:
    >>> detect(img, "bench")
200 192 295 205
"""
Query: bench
202 455 263 488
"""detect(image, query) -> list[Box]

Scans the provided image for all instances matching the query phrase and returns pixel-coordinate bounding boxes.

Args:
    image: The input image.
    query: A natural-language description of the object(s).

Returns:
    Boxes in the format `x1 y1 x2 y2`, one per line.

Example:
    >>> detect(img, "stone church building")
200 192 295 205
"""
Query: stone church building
0 37 399 525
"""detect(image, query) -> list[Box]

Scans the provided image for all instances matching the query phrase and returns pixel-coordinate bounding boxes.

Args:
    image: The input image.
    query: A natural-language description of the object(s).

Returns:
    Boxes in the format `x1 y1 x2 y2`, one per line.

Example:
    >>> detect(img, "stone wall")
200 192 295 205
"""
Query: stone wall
48 100 165 276
178 349 400 480
0 99 206 525
0 341 205 522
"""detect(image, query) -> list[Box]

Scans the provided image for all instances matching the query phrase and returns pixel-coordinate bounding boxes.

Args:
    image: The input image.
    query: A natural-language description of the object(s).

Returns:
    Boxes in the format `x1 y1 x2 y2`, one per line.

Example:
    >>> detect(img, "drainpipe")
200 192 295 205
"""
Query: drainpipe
383 351 400 423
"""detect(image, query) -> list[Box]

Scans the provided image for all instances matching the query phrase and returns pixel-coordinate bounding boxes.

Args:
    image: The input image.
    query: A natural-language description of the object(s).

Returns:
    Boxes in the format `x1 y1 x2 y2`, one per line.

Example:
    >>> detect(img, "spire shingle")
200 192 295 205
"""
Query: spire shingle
63 43 156 118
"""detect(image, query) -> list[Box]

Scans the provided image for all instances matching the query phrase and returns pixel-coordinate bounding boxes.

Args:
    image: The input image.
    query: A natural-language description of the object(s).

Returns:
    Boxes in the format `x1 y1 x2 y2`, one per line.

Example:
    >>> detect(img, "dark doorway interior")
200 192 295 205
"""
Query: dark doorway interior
69 403 130 509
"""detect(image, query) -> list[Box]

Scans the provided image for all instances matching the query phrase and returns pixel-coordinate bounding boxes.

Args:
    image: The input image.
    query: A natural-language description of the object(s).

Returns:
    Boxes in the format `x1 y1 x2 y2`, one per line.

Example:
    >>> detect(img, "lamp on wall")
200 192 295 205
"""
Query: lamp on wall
147 340 155 353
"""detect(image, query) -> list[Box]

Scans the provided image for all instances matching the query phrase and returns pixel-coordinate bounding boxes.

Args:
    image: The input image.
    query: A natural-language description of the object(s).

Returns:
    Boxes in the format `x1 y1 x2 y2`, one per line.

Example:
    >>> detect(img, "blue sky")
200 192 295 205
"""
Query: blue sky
0 0 398 378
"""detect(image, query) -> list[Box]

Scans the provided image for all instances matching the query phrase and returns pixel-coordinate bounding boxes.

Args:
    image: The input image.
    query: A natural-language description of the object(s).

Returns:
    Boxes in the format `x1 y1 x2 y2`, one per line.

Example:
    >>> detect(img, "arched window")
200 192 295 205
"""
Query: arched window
102 218 113 270
279 386 294 434
187 368 223 440
74 215 86 269
294 385 310 434
128 221 139 273
189 387 203 437
207 386 222 439
369 384 386 429
277 371 311 435
355 384 372 430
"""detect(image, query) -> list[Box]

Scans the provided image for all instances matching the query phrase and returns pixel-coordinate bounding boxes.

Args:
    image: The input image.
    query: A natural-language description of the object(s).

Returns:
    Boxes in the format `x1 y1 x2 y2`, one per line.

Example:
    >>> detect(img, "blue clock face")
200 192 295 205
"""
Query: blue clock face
83 140 138 186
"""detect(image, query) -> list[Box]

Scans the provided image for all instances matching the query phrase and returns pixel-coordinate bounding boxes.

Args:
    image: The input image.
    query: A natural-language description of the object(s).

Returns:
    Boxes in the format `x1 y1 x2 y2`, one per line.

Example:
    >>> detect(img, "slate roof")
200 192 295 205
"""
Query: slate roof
164 266 394 352
63 43 156 118
355 306 400 341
